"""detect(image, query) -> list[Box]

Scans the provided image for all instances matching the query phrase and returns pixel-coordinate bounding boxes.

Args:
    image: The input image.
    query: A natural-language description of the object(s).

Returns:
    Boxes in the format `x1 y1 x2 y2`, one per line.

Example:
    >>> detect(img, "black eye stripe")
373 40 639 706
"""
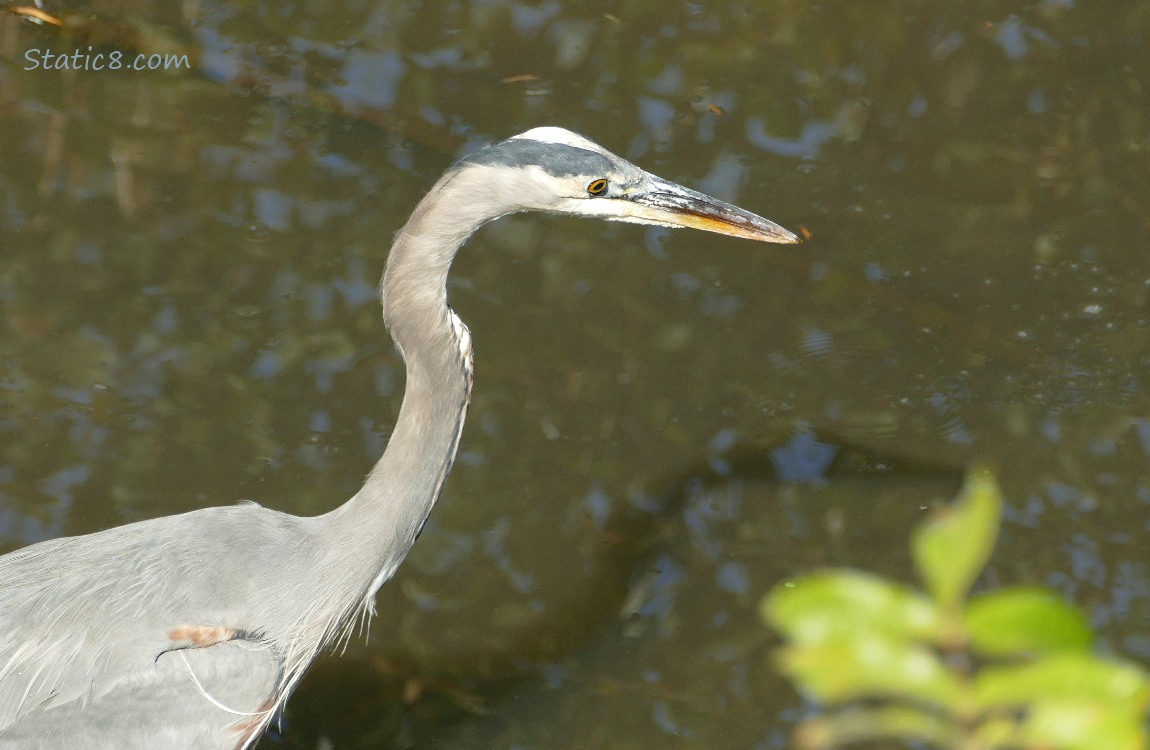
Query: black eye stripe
587 178 608 195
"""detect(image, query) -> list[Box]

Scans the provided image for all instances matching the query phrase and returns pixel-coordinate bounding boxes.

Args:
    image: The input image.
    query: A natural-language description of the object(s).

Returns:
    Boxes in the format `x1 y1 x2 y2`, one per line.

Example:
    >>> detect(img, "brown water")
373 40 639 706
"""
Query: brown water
1 2 1148 748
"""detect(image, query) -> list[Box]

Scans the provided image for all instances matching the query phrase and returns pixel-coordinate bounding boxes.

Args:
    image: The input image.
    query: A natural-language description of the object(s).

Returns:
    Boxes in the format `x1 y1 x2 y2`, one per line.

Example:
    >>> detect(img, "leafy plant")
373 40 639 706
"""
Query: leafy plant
761 469 1150 750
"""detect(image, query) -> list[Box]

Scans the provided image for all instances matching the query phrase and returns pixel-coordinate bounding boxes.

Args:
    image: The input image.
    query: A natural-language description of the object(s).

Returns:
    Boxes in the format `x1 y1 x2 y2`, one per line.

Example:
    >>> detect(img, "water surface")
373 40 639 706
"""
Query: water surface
1 2 1148 747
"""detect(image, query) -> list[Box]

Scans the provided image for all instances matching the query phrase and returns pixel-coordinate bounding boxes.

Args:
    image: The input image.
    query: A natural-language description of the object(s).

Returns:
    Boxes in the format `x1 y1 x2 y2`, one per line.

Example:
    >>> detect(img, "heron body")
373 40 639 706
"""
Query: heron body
0 127 797 748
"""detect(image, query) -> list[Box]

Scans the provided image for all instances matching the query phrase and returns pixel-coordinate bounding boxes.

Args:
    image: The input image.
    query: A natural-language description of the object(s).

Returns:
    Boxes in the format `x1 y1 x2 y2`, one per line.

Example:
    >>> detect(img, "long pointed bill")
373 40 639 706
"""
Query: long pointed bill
626 174 801 244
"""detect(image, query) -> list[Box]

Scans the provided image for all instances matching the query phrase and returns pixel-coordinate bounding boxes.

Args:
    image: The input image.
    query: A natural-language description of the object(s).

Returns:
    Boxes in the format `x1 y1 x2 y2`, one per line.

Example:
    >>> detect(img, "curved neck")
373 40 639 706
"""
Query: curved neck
324 168 499 594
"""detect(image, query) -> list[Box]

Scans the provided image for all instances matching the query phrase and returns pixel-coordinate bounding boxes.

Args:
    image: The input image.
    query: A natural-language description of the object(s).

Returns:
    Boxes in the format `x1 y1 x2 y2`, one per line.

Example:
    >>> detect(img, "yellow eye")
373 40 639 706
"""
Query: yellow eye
586 178 608 196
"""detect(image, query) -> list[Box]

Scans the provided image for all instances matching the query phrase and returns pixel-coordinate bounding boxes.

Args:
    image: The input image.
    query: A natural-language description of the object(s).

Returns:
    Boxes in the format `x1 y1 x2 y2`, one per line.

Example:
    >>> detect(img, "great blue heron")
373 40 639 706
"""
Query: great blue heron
0 127 798 748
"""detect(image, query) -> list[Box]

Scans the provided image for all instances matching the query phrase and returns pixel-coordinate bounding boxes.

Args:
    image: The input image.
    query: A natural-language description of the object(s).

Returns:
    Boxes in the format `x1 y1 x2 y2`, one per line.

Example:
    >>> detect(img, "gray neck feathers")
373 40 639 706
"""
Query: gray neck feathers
322 164 505 606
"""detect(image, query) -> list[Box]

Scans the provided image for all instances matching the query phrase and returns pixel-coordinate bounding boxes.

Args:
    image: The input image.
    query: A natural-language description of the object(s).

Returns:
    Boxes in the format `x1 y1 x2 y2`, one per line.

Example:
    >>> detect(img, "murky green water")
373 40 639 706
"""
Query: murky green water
2 1 1148 748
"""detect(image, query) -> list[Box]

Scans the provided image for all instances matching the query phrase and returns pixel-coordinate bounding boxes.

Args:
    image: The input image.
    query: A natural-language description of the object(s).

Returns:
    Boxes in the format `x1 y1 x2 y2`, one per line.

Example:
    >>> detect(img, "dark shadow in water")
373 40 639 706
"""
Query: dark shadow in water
260 431 962 748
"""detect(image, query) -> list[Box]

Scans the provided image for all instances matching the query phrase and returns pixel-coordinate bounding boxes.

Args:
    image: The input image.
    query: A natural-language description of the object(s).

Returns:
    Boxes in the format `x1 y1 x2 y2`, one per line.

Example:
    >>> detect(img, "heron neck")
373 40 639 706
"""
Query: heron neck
326 170 487 594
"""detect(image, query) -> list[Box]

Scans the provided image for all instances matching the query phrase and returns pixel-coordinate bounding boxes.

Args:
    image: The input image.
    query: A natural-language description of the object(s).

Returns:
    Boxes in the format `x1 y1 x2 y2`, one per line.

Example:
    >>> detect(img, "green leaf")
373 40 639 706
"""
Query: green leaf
966 588 1093 656
912 467 1001 611
794 706 961 750
762 571 942 644
974 715 1025 747
975 653 1150 714
1019 701 1147 750
973 706 1148 750
776 634 963 708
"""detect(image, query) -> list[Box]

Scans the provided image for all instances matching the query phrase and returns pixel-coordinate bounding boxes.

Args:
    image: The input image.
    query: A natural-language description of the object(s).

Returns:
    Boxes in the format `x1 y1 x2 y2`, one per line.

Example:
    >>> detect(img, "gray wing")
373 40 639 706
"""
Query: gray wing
0 506 293 749
0 640 278 750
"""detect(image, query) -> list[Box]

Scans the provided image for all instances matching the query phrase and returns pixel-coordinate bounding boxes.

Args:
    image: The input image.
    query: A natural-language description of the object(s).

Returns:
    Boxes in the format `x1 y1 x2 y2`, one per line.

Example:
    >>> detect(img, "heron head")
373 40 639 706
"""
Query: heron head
459 127 800 244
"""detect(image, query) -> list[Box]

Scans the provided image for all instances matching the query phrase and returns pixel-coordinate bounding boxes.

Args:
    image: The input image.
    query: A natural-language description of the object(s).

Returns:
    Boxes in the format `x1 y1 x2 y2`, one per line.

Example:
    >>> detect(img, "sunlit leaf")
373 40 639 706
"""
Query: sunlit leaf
975 654 1150 714
1019 701 1147 750
974 704 1148 750
966 588 1093 656
762 570 942 644
794 706 961 750
776 634 963 708
974 715 1024 747
912 467 1001 611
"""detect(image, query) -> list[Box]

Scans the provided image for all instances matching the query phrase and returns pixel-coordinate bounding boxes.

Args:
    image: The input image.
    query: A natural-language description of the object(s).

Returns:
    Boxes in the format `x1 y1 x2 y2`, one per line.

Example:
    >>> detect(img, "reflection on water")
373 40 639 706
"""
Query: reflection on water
2 1 1149 747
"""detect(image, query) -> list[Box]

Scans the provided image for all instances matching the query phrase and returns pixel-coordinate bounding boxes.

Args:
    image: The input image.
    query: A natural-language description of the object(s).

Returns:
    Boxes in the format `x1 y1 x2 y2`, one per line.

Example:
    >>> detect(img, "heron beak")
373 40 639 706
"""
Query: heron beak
626 174 801 244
